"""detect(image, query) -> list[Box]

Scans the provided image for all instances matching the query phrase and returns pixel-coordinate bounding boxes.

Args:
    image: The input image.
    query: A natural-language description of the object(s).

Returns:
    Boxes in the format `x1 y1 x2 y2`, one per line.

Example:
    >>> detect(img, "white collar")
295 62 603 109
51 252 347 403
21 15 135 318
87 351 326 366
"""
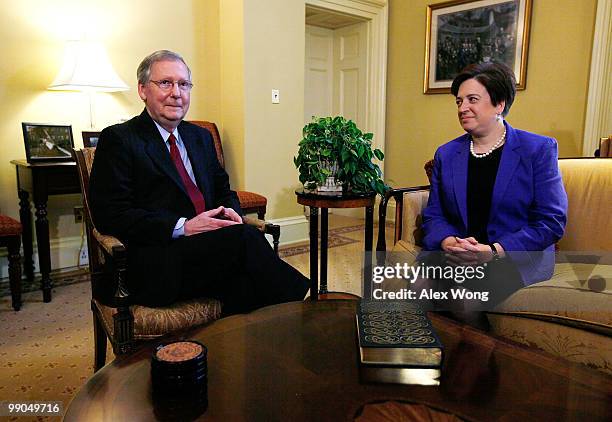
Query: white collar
153 120 180 144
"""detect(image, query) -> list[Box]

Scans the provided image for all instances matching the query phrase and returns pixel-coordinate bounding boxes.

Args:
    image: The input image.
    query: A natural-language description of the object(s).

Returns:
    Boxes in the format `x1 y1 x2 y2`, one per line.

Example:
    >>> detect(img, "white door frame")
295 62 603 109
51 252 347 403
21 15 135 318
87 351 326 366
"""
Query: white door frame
305 0 388 171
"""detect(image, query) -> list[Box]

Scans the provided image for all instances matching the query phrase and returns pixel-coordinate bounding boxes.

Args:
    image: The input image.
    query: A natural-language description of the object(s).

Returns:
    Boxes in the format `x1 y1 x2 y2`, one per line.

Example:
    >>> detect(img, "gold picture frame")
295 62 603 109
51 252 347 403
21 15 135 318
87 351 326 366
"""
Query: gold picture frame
424 0 532 94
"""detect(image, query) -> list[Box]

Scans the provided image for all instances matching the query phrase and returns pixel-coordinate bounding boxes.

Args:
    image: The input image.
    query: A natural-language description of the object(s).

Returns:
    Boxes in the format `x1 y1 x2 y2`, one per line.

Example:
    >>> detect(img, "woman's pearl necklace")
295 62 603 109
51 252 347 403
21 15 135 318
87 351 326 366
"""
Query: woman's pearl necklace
470 127 507 158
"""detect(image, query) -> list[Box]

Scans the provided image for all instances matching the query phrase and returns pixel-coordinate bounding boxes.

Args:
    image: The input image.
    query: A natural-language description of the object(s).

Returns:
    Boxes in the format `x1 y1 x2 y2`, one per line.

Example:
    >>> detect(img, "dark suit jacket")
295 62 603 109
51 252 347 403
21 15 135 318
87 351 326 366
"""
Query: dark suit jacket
422 122 568 285
89 110 242 302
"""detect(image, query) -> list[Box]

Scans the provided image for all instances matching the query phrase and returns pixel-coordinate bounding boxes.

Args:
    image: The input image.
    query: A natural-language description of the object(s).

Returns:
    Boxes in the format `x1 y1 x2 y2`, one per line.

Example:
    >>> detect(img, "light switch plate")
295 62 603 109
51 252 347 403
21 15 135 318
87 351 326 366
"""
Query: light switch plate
272 89 280 104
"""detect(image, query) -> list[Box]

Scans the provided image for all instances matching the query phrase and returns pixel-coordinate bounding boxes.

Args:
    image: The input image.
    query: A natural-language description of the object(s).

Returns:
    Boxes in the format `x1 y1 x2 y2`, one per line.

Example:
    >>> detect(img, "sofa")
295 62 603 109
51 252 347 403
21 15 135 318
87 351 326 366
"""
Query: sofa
376 158 612 374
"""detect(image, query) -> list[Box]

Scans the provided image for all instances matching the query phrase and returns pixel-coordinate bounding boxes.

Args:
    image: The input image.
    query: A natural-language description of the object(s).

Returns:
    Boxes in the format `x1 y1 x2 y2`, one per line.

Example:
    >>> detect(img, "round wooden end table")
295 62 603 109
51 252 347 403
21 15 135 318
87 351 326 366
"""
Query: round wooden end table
295 190 376 299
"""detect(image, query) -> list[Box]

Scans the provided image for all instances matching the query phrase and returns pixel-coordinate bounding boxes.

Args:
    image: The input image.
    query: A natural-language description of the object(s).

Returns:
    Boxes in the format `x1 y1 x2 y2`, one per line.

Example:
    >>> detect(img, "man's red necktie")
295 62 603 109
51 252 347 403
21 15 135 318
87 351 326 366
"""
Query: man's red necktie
168 134 206 214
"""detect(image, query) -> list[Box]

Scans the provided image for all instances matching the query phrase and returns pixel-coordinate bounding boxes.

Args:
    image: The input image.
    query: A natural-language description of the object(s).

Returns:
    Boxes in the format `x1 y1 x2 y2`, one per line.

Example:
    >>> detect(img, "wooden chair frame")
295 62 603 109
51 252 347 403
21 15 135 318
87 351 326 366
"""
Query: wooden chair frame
74 148 281 371
376 185 430 266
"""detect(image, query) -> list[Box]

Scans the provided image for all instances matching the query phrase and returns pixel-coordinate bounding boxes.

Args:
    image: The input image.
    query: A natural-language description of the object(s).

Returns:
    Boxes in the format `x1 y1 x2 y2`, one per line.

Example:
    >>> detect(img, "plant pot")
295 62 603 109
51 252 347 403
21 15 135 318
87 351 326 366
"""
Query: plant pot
316 160 343 193
295 116 386 196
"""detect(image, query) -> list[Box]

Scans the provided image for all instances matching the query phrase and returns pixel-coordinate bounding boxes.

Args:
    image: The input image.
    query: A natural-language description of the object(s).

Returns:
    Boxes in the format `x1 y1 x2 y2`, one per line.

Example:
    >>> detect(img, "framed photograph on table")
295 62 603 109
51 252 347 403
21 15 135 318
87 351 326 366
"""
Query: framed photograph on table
21 123 74 163
424 0 532 94
82 131 101 148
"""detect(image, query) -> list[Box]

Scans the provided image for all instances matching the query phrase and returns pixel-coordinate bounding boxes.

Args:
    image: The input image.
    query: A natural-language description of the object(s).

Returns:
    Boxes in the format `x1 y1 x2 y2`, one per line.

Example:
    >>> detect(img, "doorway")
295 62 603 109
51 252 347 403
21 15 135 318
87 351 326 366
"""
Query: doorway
304 2 388 218
305 10 368 129
304 0 388 160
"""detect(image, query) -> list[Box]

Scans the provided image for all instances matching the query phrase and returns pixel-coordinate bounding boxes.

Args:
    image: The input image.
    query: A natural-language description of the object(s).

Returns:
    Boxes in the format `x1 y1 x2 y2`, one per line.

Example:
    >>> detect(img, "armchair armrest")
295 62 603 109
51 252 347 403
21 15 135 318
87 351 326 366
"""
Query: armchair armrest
90 227 130 308
92 228 125 256
89 226 133 352
242 215 265 230
242 215 281 255
376 185 430 266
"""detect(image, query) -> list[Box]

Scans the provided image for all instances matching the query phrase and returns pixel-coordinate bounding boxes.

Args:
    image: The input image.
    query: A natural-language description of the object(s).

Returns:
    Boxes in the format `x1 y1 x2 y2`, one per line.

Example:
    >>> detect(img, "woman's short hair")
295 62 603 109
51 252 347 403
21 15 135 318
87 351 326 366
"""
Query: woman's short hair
137 50 191 85
450 62 516 116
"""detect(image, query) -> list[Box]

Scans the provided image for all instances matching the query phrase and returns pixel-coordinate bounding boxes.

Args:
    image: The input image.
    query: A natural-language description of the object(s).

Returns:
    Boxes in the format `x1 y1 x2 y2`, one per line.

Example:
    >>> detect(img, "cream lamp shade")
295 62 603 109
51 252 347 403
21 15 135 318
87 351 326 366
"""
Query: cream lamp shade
49 40 128 129
49 40 128 92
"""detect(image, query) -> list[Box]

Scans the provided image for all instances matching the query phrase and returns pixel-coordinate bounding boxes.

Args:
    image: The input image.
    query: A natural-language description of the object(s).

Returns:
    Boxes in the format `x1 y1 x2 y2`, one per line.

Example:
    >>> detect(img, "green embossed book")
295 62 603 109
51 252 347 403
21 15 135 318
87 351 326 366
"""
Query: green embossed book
356 300 443 368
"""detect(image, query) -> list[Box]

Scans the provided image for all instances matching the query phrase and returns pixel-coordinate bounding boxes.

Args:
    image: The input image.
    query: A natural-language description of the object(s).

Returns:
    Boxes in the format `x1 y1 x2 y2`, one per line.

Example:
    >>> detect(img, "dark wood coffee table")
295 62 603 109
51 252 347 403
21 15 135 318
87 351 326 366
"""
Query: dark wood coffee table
64 301 612 421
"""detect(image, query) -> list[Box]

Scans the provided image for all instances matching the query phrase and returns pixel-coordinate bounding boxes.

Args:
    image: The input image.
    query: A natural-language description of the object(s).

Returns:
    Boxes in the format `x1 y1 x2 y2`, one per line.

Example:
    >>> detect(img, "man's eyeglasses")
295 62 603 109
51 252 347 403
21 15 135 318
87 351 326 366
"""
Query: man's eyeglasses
149 79 194 92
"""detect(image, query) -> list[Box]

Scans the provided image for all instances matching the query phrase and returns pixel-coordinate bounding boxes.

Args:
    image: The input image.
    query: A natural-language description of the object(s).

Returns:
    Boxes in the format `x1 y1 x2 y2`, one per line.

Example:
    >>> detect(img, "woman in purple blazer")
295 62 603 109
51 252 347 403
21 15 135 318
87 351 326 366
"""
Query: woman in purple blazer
422 63 567 301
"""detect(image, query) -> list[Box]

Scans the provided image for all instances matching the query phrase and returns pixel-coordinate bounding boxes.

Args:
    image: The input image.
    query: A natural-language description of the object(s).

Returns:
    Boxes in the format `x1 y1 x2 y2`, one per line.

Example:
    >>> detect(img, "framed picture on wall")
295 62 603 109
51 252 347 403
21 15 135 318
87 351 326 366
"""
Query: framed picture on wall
424 0 532 94
82 131 101 148
21 123 74 163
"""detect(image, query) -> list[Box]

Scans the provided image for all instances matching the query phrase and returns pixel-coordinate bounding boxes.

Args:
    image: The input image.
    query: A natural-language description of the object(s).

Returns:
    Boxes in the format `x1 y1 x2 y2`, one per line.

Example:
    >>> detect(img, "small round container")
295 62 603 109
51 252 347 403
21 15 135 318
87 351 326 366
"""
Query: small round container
151 340 208 395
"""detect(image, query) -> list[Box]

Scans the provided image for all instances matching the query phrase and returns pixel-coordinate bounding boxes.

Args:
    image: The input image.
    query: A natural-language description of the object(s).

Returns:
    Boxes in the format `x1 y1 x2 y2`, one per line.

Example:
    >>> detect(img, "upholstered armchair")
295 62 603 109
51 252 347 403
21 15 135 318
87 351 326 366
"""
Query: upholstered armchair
376 158 612 374
74 147 281 371
189 120 270 219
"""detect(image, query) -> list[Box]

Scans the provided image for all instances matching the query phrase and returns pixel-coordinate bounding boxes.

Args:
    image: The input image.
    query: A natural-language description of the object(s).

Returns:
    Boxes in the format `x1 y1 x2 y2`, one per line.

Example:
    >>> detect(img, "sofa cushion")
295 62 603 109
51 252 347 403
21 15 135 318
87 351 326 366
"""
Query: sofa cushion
492 263 612 334
391 239 421 254
389 240 420 265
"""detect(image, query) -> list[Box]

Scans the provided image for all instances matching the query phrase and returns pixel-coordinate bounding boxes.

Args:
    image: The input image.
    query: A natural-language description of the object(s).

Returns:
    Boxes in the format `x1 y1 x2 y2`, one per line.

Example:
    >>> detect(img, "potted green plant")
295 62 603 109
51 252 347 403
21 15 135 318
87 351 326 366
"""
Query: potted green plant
294 116 387 196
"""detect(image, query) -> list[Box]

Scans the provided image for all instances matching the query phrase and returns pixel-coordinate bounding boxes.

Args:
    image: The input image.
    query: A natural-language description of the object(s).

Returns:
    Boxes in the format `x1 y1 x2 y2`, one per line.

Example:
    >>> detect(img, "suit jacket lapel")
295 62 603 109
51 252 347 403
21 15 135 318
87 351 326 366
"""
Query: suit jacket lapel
178 123 212 206
490 122 521 219
452 137 469 230
137 110 189 198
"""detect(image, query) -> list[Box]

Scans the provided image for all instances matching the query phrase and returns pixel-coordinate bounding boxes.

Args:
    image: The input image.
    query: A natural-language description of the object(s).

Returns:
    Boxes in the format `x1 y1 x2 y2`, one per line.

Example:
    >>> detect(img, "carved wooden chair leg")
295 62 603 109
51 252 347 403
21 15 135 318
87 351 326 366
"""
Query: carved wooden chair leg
92 305 107 372
7 236 22 311
111 246 134 356
112 307 134 356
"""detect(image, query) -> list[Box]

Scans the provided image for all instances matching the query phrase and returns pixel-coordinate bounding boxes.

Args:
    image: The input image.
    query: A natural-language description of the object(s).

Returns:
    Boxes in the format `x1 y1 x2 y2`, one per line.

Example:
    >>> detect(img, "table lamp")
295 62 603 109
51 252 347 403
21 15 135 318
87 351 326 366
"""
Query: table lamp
48 40 129 129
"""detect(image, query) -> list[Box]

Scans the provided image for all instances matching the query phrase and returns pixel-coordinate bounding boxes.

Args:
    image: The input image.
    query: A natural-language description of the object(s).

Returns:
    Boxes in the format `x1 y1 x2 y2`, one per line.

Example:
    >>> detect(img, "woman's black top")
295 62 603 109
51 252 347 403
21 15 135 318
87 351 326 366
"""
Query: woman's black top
466 144 504 244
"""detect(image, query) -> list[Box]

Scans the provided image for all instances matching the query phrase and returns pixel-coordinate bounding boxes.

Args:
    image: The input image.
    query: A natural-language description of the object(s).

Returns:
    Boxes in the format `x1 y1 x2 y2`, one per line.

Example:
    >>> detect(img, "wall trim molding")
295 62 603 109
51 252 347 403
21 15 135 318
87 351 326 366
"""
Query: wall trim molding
268 215 309 246
306 0 388 169
583 0 612 156
0 235 84 279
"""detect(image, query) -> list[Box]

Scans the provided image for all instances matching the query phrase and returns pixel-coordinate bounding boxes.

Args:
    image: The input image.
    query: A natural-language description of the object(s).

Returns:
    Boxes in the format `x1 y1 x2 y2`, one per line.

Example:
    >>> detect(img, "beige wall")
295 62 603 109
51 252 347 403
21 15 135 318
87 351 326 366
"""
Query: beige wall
385 0 598 187
219 0 246 190
205 0 306 218
0 0 218 262
243 0 306 218
200 0 222 125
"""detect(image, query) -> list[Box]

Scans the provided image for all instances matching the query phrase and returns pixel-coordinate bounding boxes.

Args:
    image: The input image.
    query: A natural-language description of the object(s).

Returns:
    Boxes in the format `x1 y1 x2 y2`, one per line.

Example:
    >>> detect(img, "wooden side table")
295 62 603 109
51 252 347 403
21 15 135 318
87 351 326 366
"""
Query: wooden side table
10 160 80 303
296 190 375 300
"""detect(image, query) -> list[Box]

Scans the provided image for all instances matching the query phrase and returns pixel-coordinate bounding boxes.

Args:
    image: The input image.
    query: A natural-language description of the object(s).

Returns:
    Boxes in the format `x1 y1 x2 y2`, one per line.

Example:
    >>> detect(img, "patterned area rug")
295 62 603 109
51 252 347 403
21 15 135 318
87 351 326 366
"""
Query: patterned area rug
278 224 364 258
0 281 97 422
0 270 89 299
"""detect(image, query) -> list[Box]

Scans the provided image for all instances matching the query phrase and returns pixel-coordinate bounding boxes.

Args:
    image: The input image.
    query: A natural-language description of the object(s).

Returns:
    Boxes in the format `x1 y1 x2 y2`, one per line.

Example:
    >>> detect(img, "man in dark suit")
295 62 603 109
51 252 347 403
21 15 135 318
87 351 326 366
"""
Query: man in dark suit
89 50 309 314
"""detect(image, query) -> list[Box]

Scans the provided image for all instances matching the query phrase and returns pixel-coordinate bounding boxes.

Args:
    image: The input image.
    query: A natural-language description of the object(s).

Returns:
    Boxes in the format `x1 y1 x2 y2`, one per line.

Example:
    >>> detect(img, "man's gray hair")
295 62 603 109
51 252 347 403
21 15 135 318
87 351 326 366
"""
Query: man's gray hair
137 50 191 84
